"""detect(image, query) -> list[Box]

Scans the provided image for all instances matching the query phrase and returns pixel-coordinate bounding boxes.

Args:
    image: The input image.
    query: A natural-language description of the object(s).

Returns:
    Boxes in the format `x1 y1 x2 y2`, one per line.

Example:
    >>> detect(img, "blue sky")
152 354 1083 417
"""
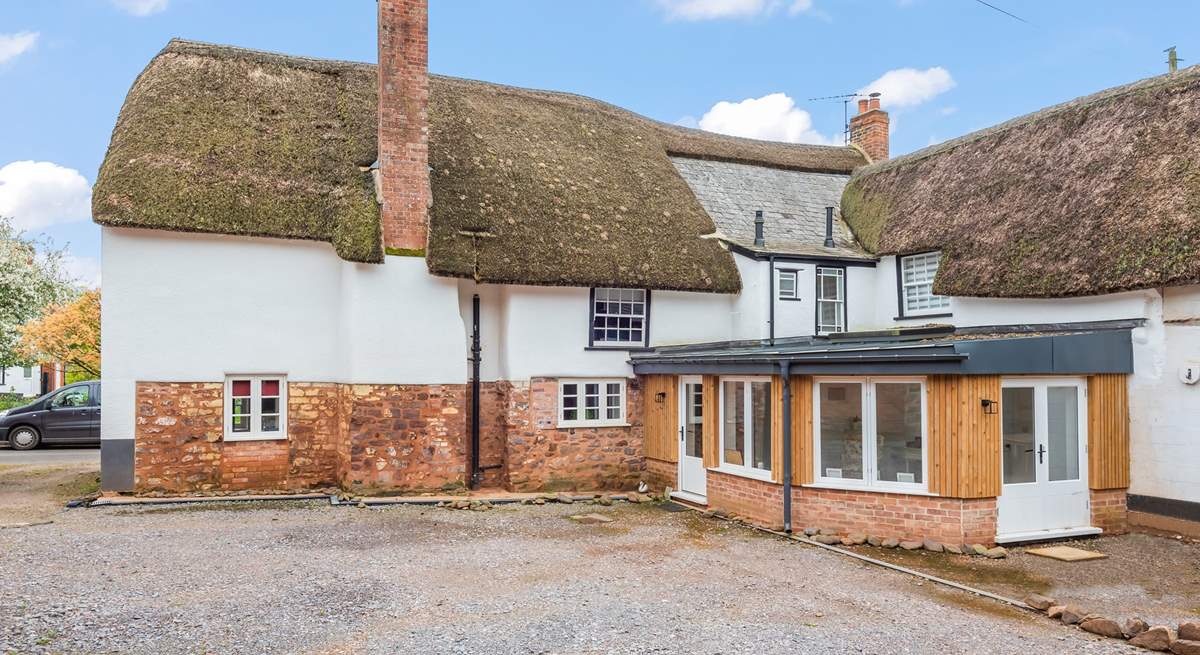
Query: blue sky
1 0 1197 285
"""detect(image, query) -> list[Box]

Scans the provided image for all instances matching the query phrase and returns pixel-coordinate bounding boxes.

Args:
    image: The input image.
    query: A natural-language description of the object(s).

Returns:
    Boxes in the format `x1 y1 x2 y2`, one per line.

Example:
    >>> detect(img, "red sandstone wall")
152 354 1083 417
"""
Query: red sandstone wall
502 378 645 492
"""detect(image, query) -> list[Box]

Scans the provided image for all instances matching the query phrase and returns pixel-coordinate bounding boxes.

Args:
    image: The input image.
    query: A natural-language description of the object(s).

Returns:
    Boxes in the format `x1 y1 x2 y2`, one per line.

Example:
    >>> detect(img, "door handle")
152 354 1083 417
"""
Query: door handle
1037 444 1046 464
679 427 685 442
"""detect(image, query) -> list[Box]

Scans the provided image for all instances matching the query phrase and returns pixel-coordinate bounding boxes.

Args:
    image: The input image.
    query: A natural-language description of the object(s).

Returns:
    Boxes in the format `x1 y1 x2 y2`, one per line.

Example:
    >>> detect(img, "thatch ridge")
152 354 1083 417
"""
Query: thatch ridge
842 64 1200 298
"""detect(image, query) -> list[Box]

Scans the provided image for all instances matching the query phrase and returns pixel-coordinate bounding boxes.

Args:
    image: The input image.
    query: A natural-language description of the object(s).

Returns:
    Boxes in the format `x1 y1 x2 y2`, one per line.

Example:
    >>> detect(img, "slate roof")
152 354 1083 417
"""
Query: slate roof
670 157 872 260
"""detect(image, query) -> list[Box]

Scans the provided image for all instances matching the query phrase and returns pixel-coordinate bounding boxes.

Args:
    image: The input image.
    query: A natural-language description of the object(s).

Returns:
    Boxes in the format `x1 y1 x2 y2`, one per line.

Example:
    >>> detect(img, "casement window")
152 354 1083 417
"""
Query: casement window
899 252 951 316
813 377 927 492
224 375 287 441
815 266 846 335
718 377 773 479
559 379 626 428
22 367 32 378
777 270 798 300
589 288 649 348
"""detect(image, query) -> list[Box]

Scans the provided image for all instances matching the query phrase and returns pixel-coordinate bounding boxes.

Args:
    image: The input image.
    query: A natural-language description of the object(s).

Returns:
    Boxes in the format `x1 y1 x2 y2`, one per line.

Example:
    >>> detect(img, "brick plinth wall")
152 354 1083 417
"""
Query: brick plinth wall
706 470 786 529
340 384 467 493
644 458 677 494
501 378 644 492
1091 488 1128 535
135 382 340 492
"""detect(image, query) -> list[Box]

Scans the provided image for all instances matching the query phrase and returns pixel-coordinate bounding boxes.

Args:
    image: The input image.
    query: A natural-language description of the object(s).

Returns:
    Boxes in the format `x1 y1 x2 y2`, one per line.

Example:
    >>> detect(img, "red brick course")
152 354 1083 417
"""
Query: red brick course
378 0 430 253
1090 488 1128 535
644 458 677 494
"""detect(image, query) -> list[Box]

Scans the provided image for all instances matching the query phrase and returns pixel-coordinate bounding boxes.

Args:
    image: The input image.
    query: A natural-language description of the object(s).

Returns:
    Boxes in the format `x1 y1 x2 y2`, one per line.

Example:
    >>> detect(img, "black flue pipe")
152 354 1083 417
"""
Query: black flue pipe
469 294 482 490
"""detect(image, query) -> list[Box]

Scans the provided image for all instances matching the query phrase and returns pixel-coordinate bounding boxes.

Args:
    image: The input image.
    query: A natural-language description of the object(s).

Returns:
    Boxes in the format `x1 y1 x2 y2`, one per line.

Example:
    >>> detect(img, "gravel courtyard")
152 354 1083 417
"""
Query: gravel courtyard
0 497 1141 655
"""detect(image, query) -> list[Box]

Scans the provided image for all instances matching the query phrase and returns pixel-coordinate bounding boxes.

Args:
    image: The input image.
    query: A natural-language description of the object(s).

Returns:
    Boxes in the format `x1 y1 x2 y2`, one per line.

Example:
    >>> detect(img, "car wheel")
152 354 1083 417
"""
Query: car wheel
9 426 40 451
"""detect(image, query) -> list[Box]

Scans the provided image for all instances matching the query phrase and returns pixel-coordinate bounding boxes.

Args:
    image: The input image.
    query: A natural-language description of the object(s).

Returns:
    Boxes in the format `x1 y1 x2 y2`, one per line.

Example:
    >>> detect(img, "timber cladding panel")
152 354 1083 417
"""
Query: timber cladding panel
642 375 678 463
1088 374 1130 490
926 375 1001 498
702 374 720 469
770 376 814 485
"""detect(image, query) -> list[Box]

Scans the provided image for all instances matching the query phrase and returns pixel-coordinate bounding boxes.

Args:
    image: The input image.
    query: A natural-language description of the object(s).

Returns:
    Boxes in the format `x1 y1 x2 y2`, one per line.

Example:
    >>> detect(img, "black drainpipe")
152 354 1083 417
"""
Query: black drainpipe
768 254 776 345
469 294 482 490
781 359 793 533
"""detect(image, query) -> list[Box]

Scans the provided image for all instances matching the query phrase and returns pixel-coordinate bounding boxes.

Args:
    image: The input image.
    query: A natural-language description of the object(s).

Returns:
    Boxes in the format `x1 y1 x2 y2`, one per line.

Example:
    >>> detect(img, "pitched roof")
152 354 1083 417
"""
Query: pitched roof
842 65 1200 298
94 39 868 293
669 156 871 260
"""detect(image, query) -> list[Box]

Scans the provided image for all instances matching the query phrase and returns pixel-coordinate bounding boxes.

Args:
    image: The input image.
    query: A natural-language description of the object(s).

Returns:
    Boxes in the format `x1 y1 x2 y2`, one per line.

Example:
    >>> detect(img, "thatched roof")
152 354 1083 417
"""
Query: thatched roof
841 65 1200 298
93 40 382 263
95 39 867 292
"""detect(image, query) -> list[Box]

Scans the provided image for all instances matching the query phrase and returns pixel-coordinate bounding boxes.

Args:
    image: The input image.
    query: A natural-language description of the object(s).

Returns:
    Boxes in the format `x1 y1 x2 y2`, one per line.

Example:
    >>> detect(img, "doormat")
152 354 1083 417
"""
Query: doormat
657 502 689 513
1026 545 1108 562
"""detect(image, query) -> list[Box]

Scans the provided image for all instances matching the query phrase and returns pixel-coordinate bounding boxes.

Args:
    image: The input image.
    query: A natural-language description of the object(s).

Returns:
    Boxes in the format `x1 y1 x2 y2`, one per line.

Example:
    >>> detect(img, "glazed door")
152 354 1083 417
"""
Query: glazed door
677 377 707 500
996 379 1091 540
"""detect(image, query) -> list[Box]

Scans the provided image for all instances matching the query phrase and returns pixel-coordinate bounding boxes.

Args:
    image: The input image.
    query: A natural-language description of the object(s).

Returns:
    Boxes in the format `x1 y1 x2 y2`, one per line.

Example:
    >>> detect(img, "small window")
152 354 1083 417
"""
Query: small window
816 266 845 335
559 379 626 427
900 252 951 316
777 270 798 299
224 375 287 441
22 367 33 378
590 288 649 347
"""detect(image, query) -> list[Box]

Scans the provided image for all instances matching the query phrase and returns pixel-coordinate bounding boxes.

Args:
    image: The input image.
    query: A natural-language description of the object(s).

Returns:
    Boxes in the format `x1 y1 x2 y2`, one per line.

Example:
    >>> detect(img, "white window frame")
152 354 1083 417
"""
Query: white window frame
812 376 929 494
224 375 288 442
589 288 650 348
777 269 798 300
716 376 774 482
815 266 846 335
899 252 951 317
558 378 628 428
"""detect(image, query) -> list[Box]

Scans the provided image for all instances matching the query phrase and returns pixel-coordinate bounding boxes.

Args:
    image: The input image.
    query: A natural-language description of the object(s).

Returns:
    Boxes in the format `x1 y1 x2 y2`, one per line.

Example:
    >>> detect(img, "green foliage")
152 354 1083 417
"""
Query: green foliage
0 393 29 411
0 216 80 370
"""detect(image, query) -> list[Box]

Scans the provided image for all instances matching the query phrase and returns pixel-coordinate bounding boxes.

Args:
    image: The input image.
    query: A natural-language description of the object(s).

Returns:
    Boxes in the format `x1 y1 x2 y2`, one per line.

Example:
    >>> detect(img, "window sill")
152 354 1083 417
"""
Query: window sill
803 481 936 497
711 464 776 484
893 312 952 321
584 345 653 352
557 421 631 430
224 434 288 442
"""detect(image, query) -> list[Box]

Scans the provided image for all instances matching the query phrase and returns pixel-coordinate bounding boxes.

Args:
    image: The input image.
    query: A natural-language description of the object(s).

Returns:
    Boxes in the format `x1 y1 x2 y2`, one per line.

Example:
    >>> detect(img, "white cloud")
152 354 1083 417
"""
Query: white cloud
61 253 101 288
0 31 39 65
657 0 817 20
111 0 169 17
0 161 92 231
858 67 955 109
697 93 833 144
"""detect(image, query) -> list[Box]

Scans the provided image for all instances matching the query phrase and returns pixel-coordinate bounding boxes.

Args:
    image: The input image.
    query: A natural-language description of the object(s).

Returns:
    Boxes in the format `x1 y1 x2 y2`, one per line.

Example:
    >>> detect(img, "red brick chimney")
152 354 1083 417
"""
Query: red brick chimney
378 0 430 255
849 94 889 163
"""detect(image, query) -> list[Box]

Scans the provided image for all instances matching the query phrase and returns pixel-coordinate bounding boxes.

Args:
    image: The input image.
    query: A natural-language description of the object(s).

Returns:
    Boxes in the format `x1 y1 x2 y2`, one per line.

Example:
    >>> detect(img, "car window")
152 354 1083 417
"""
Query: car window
50 386 90 409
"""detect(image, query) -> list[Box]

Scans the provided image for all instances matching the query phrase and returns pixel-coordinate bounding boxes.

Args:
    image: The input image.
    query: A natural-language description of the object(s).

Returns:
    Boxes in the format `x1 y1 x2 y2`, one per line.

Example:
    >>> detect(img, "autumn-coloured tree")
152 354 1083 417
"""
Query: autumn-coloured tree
0 215 79 369
20 290 100 379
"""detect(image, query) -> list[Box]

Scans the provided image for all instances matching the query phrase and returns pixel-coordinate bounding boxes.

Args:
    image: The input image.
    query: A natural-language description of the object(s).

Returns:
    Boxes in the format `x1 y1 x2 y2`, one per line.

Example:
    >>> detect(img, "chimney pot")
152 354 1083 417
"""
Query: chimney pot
857 98 869 113
868 97 880 111
850 93 889 162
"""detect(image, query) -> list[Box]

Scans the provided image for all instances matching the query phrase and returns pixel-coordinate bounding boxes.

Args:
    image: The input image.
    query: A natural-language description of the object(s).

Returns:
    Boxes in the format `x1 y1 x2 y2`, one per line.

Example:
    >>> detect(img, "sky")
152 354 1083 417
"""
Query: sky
1 0 1197 287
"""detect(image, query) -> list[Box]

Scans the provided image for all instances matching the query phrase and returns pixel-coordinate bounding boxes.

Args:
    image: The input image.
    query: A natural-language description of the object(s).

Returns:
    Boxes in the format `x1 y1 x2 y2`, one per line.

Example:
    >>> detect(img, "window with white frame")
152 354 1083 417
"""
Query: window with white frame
814 377 926 491
719 378 772 477
559 379 626 427
224 375 287 441
22 366 32 378
900 252 951 316
590 288 649 347
777 270 798 300
815 266 845 334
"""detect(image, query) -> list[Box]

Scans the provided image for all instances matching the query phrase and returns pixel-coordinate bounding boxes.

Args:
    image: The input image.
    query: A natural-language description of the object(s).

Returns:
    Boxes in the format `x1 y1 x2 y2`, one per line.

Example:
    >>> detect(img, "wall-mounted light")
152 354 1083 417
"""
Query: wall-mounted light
655 391 667 403
981 399 998 415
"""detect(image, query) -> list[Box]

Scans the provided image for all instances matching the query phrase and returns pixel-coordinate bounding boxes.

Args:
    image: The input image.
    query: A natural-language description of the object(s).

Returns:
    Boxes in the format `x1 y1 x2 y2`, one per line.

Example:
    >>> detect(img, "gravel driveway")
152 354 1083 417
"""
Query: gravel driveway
1 500 1135 654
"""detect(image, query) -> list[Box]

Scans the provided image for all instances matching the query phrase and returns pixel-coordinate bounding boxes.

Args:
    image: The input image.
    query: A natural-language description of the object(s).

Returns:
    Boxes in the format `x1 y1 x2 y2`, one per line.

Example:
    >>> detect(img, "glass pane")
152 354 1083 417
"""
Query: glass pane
875 383 923 484
563 409 578 421
261 380 280 396
722 381 746 466
232 380 251 397
819 382 863 479
751 381 772 471
1048 386 1080 481
232 397 251 415
1002 387 1036 484
261 415 279 432
819 301 838 327
685 382 704 458
232 415 250 432
261 397 278 414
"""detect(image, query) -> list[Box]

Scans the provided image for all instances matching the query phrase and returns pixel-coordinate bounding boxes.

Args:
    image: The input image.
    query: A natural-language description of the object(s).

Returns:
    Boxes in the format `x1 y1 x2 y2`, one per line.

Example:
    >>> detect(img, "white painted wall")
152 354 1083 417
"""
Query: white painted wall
1 366 38 397
101 228 467 442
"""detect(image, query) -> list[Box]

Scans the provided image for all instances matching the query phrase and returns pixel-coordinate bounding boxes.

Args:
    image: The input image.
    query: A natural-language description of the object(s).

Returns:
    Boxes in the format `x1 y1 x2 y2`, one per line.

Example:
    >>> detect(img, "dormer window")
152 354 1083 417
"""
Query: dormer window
899 252 951 317
589 288 650 348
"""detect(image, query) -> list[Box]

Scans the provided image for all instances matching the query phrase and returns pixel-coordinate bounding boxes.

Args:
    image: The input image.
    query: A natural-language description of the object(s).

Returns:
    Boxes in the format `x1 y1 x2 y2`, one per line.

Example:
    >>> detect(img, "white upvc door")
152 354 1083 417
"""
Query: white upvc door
996 378 1093 541
677 376 707 501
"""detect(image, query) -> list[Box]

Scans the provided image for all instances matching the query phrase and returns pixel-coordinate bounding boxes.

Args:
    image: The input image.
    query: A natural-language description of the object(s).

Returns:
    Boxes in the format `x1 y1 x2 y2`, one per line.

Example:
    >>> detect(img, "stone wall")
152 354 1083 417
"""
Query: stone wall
502 378 644 492
1091 488 1128 535
471 381 511 488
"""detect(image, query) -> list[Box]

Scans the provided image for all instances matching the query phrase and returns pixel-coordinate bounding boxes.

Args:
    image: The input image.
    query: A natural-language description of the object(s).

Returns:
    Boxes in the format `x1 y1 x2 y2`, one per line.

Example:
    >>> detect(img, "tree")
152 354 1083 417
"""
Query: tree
19 290 101 379
0 215 80 369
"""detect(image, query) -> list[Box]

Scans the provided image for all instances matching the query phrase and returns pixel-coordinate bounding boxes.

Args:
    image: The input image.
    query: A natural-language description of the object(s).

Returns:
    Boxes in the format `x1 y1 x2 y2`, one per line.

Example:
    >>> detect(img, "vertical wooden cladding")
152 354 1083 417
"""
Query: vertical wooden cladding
642 375 677 462
769 376 814 485
1088 374 1130 490
701 375 720 468
926 375 1001 498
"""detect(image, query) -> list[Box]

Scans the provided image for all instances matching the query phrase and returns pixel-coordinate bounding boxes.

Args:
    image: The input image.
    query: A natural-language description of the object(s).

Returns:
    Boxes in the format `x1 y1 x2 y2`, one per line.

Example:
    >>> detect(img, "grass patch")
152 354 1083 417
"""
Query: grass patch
51 471 100 501
112 499 322 515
